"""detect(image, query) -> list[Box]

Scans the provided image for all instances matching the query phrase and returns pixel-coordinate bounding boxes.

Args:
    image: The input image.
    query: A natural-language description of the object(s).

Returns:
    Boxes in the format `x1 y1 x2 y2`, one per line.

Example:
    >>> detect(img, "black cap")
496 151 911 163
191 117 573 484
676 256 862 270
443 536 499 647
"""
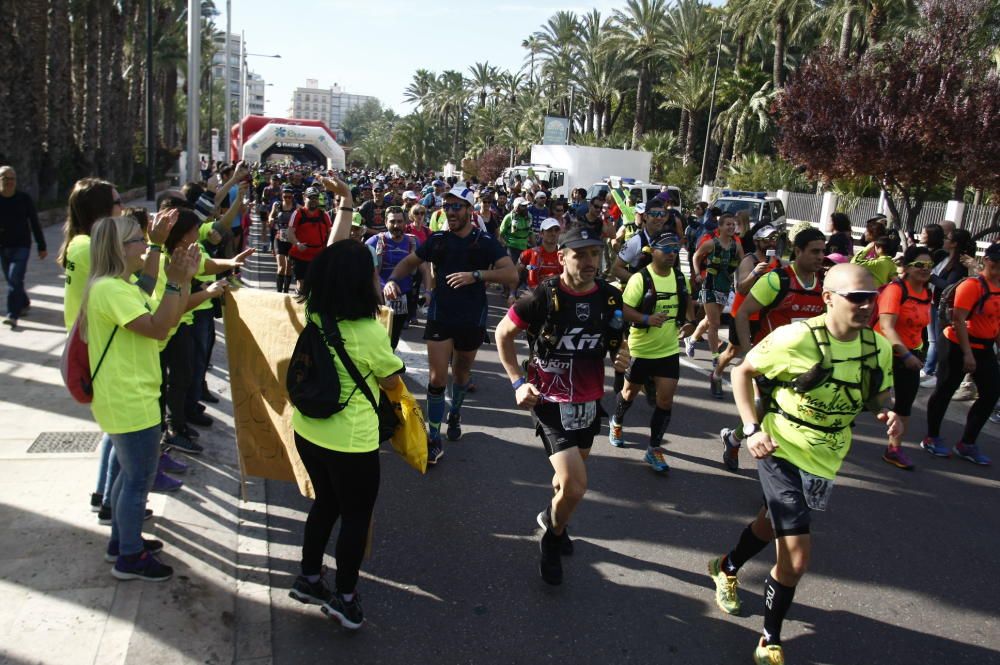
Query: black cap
559 225 605 250
985 242 1000 260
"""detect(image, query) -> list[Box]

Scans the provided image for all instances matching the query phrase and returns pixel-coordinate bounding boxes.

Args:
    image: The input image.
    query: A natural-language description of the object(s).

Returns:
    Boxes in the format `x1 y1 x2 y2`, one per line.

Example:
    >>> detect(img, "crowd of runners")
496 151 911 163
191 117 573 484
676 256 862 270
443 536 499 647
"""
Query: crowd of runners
1 155 997 665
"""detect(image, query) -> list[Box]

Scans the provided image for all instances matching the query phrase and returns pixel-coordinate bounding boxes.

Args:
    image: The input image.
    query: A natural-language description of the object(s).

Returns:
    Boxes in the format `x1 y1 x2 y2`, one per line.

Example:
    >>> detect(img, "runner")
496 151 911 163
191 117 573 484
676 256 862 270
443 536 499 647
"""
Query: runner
608 233 696 472
719 227 826 470
366 206 427 349
921 241 1000 465
287 187 333 293
874 245 933 470
610 197 670 282
383 186 517 464
707 263 897 665
499 197 533 301
268 185 297 293
518 219 563 291
495 226 626 585
687 214 744 379
710 226 783 398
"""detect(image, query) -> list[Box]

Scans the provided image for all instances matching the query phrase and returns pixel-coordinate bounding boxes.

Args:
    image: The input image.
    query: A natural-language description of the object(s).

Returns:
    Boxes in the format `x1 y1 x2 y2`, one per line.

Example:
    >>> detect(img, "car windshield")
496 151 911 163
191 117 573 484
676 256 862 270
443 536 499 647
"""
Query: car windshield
715 199 761 220
587 184 610 200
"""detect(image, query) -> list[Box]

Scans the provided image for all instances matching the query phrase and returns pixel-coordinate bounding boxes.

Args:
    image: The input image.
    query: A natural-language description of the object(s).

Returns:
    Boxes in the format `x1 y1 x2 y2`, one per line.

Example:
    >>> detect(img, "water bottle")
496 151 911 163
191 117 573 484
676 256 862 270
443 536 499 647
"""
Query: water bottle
609 309 624 332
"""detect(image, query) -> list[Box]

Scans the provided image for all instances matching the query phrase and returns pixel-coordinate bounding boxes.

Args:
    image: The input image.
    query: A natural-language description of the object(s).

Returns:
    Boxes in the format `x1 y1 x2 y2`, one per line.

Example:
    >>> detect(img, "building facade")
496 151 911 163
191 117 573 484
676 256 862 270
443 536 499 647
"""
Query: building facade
212 32 266 118
288 79 377 133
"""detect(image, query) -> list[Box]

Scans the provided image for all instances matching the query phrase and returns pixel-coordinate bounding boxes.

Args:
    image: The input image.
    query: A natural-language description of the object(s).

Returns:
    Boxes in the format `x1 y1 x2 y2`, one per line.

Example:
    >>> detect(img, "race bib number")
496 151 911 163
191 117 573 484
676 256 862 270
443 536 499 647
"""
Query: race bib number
389 297 408 316
559 401 597 431
277 228 289 242
800 469 835 511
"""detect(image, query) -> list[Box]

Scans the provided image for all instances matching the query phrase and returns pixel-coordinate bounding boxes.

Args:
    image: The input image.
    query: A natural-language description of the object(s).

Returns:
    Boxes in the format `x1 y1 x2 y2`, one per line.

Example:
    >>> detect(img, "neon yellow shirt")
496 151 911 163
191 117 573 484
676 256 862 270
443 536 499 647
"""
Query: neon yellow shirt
851 247 897 287
429 209 448 232
63 235 91 330
86 277 162 434
623 268 690 359
292 315 405 453
747 316 893 479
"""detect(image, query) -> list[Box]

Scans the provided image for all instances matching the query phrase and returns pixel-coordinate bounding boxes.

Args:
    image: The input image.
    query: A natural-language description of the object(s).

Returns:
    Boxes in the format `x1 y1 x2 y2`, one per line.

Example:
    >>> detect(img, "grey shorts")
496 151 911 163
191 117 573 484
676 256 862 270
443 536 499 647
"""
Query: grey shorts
758 455 812 537
699 288 729 306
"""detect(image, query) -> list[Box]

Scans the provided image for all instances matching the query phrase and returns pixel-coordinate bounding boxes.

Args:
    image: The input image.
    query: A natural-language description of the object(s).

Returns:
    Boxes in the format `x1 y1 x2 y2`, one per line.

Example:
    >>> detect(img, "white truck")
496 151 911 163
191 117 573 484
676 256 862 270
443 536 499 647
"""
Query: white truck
502 144 652 199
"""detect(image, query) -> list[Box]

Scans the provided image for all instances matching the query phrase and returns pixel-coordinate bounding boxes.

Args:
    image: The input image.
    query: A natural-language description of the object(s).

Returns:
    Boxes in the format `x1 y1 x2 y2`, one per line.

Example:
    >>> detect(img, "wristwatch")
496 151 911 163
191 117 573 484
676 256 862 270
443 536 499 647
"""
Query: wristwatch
743 423 761 437
472 270 482 282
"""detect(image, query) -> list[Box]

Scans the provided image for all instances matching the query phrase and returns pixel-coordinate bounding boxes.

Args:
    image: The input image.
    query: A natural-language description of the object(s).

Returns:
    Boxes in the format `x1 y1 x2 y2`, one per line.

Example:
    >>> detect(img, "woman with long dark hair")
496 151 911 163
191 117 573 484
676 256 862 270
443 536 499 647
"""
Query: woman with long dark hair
924 229 978 382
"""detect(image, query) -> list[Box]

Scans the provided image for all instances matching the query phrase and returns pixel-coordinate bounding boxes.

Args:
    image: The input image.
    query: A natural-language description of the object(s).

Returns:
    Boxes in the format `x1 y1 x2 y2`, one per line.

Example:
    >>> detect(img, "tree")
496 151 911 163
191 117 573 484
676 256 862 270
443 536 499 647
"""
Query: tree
776 0 1000 235
341 98 388 144
467 62 498 108
610 0 671 147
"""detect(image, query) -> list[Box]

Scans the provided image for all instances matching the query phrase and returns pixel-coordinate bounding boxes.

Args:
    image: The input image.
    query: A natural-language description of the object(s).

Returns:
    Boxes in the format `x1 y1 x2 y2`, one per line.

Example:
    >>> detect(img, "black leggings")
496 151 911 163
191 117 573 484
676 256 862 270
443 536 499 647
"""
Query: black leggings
159 323 192 432
294 433 380 594
926 336 1000 445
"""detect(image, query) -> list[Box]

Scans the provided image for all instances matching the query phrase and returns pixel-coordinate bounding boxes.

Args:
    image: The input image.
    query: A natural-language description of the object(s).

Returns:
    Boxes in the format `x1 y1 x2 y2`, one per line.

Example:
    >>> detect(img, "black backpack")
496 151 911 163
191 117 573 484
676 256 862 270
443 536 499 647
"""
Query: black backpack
632 264 688 329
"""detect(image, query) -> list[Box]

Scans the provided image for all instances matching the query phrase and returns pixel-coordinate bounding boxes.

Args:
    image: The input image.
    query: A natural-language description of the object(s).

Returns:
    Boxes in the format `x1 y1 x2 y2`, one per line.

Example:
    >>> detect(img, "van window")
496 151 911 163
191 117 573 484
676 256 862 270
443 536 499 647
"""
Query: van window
773 200 785 219
587 184 610 200
646 188 659 202
551 171 565 189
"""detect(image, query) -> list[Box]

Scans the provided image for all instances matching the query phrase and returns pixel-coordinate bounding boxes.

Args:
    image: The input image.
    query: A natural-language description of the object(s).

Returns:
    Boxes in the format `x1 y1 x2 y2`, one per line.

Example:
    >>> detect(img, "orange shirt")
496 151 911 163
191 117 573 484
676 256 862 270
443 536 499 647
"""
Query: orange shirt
875 280 931 352
519 246 562 288
944 275 1000 348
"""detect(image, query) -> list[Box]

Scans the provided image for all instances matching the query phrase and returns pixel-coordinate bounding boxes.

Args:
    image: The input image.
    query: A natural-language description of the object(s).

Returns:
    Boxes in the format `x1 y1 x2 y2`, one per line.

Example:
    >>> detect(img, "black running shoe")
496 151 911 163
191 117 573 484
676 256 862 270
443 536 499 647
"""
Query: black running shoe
536 507 573 556
163 431 204 455
186 411 213 428
539 528 563 585
99 506 153 526
90 492 103 513
446 412 462 441
111 551 172 582
321 592 365 630
289 574 334 607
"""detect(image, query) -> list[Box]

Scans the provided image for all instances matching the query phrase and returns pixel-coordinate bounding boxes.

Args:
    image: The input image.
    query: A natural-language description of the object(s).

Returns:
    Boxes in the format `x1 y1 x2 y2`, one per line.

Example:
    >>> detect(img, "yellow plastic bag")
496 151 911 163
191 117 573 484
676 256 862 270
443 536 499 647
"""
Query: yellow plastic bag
387 385 428 474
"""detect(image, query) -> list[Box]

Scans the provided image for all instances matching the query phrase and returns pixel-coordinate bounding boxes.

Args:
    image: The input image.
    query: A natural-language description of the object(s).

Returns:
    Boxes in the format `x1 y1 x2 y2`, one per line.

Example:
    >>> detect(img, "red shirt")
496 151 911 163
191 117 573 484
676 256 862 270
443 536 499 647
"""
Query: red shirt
519 246 562 288
875 280 931 352
944 275 1000 348
406 223 430 245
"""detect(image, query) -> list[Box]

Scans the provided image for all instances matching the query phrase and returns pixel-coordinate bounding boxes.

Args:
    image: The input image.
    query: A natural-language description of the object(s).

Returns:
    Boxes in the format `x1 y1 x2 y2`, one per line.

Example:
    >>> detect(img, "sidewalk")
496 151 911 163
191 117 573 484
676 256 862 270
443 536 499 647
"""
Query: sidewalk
0 202 271 665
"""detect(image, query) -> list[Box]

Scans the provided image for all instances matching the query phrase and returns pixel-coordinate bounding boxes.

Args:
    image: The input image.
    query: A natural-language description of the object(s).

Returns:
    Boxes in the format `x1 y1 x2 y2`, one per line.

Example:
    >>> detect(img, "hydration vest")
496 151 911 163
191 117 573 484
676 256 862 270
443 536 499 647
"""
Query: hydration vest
705 237 740 276
869 278 931 327
731 253 781 320
756 265 825 343
632 265 688 329
764 316 885 434
940 275 1000 345
533 277 624 361
628 231 654 274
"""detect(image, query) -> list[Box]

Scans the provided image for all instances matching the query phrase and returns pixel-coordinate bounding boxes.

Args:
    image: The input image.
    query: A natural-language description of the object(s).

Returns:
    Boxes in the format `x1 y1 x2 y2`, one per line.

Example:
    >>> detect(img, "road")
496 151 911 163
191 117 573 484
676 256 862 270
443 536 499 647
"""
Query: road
259 288 1000 665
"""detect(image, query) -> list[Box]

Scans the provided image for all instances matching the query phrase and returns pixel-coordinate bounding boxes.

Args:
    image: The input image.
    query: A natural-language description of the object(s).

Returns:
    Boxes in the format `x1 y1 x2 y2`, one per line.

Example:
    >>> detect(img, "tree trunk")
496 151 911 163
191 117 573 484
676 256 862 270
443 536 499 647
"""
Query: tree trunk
603 95 613 136
684 110 698 166
79 0 101 173
838 10 854 60
773 15 787 89
715 124 735 182
678 109 689 160
163 65 178 149
632 65 648 148
46 0 74 199
734 35 745 70
19 2 49 199
0 6 34 196
584 101 593 135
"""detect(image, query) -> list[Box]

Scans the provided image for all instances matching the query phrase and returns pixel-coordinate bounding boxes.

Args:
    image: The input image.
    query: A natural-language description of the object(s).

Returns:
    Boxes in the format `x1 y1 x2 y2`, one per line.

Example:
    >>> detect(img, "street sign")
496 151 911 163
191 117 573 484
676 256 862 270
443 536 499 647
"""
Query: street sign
542 116 569 145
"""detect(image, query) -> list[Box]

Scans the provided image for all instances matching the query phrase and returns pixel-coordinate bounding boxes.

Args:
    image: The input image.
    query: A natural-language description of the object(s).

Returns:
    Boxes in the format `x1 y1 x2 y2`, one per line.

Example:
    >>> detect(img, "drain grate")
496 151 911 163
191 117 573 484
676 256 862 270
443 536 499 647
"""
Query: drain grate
27 431 103 454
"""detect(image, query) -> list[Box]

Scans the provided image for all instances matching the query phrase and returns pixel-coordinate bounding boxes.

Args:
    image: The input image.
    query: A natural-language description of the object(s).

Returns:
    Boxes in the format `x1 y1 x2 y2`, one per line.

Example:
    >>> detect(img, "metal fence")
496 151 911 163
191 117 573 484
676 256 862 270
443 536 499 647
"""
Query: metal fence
963 203 1000 239
837 195 881 226
785 192 822 224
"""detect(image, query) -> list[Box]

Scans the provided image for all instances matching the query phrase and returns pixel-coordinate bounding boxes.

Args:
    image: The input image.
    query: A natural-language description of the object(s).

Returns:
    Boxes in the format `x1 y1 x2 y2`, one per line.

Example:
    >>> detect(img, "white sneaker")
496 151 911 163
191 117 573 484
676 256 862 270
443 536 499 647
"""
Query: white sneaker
919 371 936 388
684 336 697 358
953 382 978 401
990 410 1000 425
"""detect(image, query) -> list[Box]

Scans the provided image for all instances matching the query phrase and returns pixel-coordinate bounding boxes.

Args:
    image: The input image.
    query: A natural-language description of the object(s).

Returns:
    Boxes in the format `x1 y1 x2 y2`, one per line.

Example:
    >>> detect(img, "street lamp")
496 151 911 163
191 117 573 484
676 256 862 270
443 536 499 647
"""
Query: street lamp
236 37 281 160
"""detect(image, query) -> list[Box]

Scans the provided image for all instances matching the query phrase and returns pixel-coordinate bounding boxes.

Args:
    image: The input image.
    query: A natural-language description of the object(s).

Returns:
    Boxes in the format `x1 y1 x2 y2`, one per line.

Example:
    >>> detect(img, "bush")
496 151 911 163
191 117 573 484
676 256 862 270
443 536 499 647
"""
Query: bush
476 146 510 183
726 154 810 192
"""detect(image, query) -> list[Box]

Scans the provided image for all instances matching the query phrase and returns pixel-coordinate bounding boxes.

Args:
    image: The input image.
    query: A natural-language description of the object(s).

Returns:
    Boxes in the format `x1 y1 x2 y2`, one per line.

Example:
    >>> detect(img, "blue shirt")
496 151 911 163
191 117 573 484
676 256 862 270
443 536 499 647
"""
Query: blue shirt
415 229 506 327
366 232 417 292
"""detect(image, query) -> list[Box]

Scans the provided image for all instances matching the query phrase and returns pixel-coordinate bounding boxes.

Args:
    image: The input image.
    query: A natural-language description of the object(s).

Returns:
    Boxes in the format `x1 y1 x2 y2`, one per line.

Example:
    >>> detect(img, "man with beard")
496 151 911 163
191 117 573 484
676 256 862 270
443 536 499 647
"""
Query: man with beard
367 206 429 349
384 186 517 464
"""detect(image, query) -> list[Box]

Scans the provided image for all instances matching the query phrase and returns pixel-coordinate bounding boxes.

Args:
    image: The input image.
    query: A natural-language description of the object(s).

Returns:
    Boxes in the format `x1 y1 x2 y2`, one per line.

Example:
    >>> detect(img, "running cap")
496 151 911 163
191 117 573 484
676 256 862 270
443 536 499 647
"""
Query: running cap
305 186 321 198
444 186 475 206
432 179 446 187
651 233 681 250
351 212 364 227
402 190 419 201
985 242 1000 260
513 197 528 208
754 225 779 240
534 191 548 200
540 218 561 231
824 252 849 264
559 226 604 250
634 202 646 214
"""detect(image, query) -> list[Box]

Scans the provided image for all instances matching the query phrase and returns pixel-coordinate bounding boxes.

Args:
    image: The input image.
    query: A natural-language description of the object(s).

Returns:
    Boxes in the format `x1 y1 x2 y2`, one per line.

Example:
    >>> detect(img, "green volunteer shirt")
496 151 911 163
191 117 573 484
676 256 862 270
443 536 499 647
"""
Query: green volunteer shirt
747 315 893 479
622 269 690 359
86 277 162 434
63 235 91 330
850 248 897 287
499 212 532 250
609 188 636 226
292 314 405 453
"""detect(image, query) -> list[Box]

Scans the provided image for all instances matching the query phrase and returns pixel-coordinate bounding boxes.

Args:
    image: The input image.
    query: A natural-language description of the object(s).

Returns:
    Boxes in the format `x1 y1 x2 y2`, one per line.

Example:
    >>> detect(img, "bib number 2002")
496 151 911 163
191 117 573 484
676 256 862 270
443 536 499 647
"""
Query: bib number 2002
559 401 597 431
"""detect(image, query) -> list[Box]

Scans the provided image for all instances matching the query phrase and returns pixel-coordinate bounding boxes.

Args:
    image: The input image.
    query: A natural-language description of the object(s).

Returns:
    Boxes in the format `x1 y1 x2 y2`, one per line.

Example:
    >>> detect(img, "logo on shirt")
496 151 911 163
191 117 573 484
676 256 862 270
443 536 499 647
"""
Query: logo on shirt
554 328 603 351
576 303 591 321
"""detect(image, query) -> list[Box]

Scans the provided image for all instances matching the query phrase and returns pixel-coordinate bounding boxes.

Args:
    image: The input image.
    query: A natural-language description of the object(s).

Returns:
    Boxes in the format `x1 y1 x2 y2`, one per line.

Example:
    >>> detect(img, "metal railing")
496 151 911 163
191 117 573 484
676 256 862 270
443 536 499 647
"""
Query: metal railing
963 203 999 239
786 192 821 224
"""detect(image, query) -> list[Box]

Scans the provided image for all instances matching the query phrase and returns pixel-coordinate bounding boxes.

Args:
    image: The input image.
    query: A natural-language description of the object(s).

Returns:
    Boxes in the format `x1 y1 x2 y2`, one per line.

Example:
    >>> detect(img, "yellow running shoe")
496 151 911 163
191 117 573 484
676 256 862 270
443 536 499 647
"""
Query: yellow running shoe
707 557 741 615
753 639 785 664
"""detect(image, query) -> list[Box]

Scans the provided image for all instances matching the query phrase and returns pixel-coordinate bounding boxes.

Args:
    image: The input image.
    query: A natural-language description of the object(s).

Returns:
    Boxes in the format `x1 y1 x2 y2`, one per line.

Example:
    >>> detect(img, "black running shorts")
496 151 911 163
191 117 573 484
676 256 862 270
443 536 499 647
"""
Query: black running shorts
532 401 605 457
423 321 487 352
625 354 680 384
758 455 812 537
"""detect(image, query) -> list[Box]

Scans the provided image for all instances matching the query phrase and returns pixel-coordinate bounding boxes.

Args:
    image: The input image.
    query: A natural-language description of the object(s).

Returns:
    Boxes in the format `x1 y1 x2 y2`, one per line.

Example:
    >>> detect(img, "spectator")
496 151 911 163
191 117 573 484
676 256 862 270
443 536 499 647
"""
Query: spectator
852 235 897 287
826 212 854 256
0 166 46 327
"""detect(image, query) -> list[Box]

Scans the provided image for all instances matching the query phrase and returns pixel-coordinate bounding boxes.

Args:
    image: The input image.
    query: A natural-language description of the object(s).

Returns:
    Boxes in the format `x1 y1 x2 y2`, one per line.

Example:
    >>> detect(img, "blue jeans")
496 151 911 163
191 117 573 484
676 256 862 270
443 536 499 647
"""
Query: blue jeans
0 245 30 318
108 425 161 555
186 309 214 412
94 434 121 503
924 305 941 375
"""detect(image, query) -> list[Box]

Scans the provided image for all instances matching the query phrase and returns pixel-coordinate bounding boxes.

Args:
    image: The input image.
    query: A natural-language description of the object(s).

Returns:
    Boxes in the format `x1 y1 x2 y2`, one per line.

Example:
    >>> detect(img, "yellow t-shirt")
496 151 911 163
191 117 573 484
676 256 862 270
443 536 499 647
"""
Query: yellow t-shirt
622 268 690 359
63 235 91 330
748 316 893 479
429 209 448 232
86 277 162 434
292 315 405 452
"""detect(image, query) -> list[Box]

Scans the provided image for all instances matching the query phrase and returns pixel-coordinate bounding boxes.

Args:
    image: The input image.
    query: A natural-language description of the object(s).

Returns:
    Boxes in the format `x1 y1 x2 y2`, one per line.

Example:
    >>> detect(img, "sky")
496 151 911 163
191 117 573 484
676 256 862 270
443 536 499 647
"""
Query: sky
223 0 628 119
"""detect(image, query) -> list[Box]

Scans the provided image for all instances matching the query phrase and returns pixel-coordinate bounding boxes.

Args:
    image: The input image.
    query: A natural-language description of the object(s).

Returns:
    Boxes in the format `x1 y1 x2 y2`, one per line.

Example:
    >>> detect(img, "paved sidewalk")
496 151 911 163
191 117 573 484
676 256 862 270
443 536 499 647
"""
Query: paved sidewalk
0 205 271 665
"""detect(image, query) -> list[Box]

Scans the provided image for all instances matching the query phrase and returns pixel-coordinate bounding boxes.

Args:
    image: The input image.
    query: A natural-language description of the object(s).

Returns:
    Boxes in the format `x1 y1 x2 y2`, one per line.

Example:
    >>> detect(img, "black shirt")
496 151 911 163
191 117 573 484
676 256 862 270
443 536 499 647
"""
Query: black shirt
0 191 45 250
416 228 506 327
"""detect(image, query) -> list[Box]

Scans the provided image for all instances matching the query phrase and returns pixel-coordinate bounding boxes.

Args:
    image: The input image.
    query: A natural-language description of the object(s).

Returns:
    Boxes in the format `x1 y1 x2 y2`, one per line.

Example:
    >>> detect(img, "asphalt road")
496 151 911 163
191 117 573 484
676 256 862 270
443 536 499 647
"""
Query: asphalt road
263 291 1000 665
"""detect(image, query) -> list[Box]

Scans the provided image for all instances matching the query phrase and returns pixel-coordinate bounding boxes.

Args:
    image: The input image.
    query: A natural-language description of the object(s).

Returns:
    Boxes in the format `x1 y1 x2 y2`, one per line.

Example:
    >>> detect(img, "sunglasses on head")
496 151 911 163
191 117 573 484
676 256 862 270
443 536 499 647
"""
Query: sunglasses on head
907 260 934 269
831 290 878 304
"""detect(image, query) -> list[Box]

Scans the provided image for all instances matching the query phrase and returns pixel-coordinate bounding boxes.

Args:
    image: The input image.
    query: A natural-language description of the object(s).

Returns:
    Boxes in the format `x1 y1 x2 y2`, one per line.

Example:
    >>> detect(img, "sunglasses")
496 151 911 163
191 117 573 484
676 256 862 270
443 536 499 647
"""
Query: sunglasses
443 203 466 212
907 260 934 269
112 198 122 206
831 290 878 304
646 211 667 218
653 245 680 254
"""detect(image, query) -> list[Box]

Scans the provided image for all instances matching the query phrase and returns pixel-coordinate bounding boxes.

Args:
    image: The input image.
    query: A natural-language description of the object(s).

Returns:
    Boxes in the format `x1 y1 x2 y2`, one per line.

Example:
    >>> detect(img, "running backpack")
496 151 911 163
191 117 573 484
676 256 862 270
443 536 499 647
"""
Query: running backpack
869 278 930 327
632 264 688 329
938 275 995 327
533 277 624 359
60 319 118 404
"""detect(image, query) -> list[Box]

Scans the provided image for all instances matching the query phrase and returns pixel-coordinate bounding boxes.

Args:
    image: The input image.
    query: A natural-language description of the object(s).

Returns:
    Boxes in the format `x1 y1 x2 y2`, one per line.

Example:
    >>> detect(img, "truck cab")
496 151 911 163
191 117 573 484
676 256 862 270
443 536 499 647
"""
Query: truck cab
502 165 567 198
586 179 682 210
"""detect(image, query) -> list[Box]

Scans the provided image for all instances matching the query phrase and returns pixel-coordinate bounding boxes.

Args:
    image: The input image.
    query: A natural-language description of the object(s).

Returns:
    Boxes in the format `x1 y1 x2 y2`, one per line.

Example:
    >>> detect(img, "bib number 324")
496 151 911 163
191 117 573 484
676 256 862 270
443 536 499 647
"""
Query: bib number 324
799 469 835 511
559 401 597 431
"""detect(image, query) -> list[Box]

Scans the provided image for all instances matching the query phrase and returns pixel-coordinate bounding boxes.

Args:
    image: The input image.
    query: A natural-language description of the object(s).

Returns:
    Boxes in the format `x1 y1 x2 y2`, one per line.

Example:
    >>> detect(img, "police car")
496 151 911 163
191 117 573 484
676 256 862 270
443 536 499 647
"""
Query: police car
712 190 788 252
587 178 683 209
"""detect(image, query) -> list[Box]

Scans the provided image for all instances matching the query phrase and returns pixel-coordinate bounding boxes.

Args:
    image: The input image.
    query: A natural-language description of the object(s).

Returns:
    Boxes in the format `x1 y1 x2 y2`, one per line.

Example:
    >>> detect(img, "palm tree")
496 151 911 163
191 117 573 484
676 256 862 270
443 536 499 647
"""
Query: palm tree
657 60 713 165
728 0 814 89
533 11 581 117
521 35 542 83
467 62 498 108
404 69 436 110
575 10 630 138
712 70 774 181
662 0 718 70
641 130 680 180
609 0 671 148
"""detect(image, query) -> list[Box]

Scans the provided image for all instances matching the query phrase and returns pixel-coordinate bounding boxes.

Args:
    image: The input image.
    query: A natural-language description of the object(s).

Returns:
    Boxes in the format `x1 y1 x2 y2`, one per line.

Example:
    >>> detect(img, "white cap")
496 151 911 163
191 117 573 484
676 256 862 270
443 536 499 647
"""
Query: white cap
540 218 561 231
534 191 548 200
402 190 419 200
634 202 646 214
445 186 475 206
513 197 528 208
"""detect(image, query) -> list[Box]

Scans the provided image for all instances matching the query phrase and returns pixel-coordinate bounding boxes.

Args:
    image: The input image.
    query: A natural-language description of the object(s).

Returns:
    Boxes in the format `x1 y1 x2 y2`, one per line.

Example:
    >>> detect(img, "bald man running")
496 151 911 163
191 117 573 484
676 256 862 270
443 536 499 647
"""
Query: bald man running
706 264 900 665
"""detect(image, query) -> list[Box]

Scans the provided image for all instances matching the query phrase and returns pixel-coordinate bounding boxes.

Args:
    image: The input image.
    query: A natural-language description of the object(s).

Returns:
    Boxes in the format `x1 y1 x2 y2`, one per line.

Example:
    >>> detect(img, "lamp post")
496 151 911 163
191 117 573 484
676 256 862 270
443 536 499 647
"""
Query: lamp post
236 42 281 161
699 24 724 187
186 0 200 184
223 0 231 166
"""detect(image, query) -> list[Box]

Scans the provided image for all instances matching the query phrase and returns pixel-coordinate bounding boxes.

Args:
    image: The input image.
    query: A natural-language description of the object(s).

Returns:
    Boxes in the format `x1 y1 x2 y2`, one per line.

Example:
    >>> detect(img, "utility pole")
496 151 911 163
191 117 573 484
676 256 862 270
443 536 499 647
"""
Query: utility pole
699 25 724 187
145 0 155 201
186 0 200 182
238 30 246 160
224 0 231 162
